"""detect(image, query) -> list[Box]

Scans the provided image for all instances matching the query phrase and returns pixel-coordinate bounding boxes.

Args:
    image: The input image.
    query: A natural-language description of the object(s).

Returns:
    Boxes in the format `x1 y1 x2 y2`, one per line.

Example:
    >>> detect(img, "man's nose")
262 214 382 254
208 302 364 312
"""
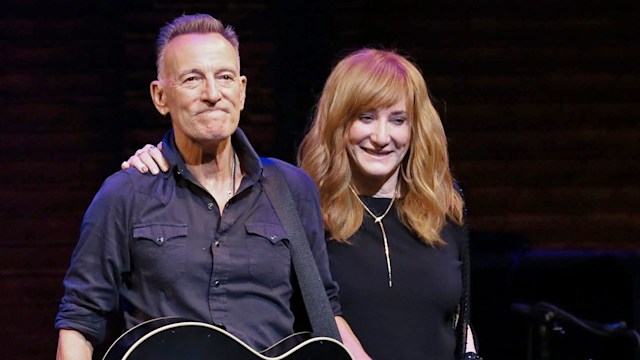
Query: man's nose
203 79 222 103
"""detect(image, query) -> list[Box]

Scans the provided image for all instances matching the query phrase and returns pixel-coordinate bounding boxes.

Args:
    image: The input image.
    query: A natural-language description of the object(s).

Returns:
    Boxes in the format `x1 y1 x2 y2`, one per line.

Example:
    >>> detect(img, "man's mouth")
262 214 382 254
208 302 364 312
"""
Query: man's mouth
197 107 226 115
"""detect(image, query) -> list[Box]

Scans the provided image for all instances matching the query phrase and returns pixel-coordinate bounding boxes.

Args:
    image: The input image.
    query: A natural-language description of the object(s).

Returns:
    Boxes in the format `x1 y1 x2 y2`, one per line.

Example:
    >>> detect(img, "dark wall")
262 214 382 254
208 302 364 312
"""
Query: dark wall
1 1 638 359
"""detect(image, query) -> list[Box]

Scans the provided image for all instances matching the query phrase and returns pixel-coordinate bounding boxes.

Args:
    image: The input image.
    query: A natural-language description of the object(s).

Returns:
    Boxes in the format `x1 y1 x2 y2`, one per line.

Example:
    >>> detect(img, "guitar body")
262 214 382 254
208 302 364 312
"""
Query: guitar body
103 317 353 360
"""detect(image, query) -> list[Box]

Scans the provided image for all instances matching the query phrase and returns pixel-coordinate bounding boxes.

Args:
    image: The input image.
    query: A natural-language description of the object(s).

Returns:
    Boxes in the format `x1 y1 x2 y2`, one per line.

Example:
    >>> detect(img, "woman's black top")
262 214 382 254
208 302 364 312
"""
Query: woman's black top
327 196 465 360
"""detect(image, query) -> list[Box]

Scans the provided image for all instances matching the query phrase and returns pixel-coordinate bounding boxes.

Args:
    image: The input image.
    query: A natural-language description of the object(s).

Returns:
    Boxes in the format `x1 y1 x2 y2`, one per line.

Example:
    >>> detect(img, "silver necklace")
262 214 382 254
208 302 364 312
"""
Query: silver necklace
227 148 236 198
349 185 397 287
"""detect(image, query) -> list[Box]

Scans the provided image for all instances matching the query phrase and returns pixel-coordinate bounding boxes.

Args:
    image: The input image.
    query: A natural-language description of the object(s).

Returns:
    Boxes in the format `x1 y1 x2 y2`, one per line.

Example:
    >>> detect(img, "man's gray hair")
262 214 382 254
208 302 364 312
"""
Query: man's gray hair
155 14 240 77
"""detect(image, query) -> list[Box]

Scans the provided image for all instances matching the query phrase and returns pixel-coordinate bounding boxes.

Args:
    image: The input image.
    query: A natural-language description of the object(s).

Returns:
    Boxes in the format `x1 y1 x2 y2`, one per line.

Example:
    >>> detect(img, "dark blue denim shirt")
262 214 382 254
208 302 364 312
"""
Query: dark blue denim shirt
55 128 340 351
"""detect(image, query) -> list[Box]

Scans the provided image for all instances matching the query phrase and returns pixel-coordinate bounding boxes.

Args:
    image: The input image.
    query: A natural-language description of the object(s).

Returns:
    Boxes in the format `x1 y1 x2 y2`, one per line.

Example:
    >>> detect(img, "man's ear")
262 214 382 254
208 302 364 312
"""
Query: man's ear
150 80 169 115
239 75 247 111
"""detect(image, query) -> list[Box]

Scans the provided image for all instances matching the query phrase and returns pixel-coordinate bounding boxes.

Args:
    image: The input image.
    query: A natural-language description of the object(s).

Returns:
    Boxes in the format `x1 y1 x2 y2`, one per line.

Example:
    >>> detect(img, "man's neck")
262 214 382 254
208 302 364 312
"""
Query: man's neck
175 134 240 212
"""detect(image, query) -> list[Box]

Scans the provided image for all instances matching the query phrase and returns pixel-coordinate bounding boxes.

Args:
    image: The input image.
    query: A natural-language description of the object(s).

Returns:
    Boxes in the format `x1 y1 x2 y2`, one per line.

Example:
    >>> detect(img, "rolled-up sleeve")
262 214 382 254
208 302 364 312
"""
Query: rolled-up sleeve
55 172 133 344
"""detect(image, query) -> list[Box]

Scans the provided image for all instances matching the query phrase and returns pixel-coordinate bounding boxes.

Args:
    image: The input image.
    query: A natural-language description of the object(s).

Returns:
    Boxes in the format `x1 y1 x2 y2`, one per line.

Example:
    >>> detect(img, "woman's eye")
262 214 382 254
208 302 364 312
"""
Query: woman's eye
359 114 374 122
391 117 407 125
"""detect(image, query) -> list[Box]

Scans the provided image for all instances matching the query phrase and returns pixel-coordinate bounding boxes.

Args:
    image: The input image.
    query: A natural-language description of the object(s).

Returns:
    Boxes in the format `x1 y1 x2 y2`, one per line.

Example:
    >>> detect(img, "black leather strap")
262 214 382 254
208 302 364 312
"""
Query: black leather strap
261 158 341 341
455 182 472 360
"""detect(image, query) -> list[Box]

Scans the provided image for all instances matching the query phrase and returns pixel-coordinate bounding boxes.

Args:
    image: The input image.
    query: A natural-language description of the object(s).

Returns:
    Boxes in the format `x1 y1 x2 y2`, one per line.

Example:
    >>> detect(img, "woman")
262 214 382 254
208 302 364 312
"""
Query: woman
123 48 480 360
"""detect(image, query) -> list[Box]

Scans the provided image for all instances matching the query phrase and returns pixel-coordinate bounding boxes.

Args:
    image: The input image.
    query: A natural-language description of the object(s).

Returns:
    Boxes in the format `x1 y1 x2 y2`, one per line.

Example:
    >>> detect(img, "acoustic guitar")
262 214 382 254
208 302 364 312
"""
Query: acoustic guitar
103 317 354 360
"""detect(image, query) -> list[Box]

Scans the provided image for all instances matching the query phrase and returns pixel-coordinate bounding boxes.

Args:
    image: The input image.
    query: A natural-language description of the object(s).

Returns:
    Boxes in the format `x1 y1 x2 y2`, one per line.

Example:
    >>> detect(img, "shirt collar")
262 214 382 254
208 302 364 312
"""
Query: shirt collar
160 128 264 183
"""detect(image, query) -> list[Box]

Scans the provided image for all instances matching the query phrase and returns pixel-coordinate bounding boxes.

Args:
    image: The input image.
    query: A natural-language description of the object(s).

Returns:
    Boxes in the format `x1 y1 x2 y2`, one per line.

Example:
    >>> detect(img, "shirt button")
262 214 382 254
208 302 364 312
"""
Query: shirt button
207 203 214 210
270 235 277 240
156 237 164 243
214 241 220 247
214 280 220 287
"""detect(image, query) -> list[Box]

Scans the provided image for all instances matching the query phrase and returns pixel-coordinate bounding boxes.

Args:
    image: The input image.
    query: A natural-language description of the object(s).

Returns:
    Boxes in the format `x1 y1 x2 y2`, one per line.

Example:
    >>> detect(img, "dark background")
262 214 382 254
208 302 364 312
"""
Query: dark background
1 0 639 359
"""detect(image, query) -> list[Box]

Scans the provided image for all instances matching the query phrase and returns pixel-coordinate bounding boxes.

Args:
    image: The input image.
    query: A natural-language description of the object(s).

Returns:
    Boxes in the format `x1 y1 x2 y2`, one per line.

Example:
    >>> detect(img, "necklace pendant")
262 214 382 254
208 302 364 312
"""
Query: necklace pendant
348 185 397 289
228 148 236 198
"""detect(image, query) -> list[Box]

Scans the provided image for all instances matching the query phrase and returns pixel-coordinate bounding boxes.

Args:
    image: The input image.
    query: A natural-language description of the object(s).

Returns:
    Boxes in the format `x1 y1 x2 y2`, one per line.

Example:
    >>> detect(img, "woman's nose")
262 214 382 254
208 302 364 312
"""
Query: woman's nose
371 121 390 145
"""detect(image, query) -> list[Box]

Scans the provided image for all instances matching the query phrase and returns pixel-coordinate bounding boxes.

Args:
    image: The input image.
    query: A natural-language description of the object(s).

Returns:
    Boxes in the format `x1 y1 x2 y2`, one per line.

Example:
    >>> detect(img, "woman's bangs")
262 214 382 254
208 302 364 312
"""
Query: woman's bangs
355 67 409 113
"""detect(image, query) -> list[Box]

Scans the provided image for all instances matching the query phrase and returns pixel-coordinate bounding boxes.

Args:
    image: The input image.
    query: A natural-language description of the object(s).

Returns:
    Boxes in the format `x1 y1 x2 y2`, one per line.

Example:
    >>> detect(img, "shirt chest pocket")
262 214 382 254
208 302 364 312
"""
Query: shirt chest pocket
245 223 291 288
132 223 188 288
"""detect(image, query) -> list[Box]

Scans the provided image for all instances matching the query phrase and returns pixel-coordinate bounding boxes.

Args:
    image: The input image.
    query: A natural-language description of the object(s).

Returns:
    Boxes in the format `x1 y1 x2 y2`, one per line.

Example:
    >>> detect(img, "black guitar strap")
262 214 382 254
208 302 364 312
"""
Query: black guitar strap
260 158 341 341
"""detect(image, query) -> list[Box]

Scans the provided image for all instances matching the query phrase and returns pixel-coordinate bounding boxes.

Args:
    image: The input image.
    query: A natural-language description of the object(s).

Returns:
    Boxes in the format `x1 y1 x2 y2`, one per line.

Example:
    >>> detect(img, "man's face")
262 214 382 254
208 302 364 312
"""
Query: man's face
151 33 247 147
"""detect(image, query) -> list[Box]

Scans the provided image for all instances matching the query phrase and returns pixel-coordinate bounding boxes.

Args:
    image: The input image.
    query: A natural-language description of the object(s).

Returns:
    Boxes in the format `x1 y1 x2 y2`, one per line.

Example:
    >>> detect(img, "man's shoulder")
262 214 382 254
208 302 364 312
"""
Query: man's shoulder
98 168 172 200
260 158 311 182
261 157 319 201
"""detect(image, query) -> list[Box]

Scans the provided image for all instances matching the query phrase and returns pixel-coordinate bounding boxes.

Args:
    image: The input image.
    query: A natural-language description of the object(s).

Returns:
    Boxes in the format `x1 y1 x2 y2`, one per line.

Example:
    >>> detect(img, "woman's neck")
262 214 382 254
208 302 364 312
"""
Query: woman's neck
352 168 401 198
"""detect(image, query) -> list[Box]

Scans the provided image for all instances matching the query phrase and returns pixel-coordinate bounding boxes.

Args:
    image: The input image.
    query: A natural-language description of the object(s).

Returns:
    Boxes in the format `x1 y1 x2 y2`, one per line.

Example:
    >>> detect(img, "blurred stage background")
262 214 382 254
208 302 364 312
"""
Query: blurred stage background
1 1 638 358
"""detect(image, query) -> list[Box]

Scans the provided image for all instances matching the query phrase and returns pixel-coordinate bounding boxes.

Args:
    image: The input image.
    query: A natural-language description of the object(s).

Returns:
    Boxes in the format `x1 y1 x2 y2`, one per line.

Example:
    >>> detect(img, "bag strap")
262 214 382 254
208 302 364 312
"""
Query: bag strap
455 182 471 360
456 224 471 359
260 158 341 341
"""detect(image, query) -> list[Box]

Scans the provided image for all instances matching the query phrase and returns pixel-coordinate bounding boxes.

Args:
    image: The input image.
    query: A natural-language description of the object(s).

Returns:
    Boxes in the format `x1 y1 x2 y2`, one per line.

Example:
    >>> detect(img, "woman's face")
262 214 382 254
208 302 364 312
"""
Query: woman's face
347 98 411 192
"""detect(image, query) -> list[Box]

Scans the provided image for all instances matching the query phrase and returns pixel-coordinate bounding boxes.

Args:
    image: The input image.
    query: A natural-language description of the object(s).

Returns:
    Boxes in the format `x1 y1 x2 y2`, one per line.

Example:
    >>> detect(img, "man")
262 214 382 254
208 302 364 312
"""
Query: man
55 14 367 359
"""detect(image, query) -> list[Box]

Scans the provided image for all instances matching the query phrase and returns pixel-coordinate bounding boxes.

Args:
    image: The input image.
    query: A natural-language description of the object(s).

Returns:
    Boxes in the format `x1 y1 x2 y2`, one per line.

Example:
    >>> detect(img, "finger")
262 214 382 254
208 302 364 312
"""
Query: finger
127 156 149 174
138 151 161 175
121 161 130 170
156 142 163 151
148 146 170 172
135 144 155 156
142 144 156 152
